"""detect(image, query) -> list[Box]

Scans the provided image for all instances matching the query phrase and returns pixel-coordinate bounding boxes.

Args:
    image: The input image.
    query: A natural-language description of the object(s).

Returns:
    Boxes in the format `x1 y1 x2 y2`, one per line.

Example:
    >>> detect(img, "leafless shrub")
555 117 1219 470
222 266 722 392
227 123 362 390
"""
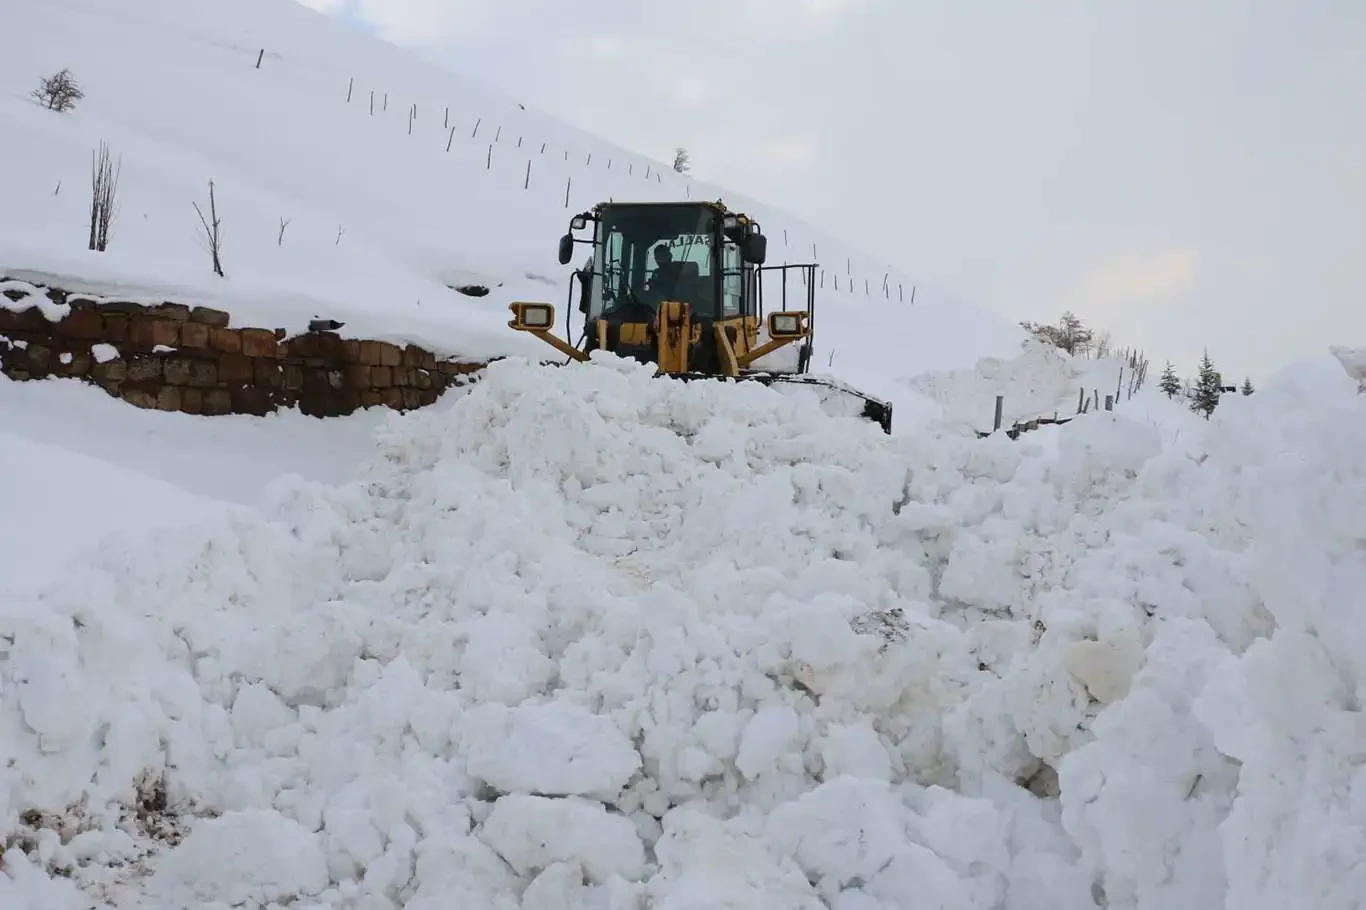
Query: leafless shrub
277 216 291 246
193 180 224 277
88 141 121 252
32 68 84 112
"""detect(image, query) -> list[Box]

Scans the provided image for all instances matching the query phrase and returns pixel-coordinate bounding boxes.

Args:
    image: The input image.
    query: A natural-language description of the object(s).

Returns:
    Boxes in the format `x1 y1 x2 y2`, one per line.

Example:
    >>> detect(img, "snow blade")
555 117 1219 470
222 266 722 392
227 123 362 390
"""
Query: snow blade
672 371 894 434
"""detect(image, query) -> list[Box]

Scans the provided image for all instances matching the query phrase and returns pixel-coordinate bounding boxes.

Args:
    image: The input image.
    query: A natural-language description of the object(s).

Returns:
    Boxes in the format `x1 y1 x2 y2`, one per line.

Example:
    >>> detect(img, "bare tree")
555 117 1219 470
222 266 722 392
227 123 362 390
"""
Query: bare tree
193 180 225 277
33 68 84 112
277 216 291 246
88 141 121 252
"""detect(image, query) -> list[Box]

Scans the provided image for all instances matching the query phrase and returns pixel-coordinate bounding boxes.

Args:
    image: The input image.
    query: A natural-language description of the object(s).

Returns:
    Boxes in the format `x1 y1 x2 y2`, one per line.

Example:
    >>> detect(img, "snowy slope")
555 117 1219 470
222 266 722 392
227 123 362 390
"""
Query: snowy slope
1 349 1363 909
0 0 1035 432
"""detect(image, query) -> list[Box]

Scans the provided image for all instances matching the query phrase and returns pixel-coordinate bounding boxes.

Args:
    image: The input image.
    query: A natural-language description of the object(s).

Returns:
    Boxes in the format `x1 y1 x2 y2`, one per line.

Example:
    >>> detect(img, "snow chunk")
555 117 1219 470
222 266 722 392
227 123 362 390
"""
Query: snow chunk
462 701 641 797
90 343 119 363
735 705 801 780
146 809 329 906
651 808 824 910
480 795 646 883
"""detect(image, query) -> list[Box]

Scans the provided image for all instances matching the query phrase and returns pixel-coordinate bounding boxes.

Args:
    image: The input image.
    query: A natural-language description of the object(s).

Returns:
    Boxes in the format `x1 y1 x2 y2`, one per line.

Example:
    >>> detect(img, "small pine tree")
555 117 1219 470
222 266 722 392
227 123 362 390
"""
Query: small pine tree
672 147 690 174
1240 377 1254 395
1189 349 1222 418
1057 311 1093 355
1158 361 1182 399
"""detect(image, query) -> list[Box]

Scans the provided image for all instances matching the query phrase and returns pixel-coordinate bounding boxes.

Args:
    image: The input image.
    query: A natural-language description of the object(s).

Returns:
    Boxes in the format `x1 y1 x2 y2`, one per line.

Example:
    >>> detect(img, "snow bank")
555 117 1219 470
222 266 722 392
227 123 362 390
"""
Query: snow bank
0 424 233 596
0 374 387 505
1 350 1362 908
900 336 1128 433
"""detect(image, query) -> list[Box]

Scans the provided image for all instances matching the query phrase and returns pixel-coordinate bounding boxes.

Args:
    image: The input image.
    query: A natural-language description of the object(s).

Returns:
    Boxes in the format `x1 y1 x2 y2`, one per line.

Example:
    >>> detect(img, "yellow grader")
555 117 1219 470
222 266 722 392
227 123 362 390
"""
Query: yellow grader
508 199 892 433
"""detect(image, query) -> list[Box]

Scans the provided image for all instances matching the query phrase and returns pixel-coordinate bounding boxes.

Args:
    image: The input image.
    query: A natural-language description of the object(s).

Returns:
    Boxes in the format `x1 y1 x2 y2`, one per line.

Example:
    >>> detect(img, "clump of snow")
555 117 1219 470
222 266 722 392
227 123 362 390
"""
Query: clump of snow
90 343 120 363
0 279 70 322
0 349 1362 908
145 809 329 906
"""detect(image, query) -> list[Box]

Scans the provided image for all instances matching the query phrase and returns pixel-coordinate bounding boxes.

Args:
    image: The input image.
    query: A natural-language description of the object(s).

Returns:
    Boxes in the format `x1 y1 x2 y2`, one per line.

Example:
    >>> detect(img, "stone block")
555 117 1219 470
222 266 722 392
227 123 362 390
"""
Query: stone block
179 321 210 348
344 364 370 387
55 349 91 376
126 357 163 383
190 306 230 327
254 359 282 388
370 366 393 388
154 303 191 322
102 314 130 343
56 309 104 340
156 386 182 411
208 327 241 354
357 340 401 367
23 344 53 372
163 356 218 387
283 365 304 392
218 353 253 384
202 388 232 415
180 387 203 415
239 328 278 358
129 317 179 349
231 386 273 416
286 332 343 360
92 360 127 384
121 388 157 409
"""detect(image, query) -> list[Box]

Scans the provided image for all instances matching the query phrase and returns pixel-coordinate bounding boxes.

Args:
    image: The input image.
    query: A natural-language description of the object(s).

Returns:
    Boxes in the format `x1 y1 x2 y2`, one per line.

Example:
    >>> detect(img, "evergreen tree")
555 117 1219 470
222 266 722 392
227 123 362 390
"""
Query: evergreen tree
1158 361 1182 399
1240 377 1254 395
1057 311 1093 356
672 147 690 174
1189 349 1222 418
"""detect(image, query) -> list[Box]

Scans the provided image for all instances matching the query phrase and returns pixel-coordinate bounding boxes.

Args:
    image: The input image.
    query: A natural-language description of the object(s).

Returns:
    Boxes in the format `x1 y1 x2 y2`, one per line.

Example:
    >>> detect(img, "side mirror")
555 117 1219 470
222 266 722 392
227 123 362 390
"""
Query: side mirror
557 233 574 265
742 233 767 265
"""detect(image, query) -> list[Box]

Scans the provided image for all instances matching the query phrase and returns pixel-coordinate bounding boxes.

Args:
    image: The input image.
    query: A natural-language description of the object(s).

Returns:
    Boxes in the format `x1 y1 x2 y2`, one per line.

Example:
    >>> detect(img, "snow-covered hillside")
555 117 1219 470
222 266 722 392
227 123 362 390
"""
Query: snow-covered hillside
0 0 1045 431
2 351 1364 909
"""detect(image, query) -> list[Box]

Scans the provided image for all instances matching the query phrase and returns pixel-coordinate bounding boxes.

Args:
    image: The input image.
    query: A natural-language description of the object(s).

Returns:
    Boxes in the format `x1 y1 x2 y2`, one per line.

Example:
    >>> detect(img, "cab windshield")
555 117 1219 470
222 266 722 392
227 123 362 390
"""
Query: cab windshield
590 206 718 320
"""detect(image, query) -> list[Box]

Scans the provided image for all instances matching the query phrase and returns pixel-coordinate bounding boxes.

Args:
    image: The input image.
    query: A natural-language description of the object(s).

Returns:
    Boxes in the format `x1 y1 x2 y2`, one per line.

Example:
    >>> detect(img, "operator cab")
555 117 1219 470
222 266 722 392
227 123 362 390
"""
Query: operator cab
559 201 766 319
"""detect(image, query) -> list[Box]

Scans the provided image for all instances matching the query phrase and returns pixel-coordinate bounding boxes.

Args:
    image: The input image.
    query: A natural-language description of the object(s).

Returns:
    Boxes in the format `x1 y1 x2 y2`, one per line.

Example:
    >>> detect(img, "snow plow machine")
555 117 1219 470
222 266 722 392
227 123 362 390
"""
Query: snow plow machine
507 199 894 433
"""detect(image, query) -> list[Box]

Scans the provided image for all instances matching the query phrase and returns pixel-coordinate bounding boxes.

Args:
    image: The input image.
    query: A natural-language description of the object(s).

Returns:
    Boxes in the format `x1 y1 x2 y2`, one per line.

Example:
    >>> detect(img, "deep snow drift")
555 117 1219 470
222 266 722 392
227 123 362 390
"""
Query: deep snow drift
2 351 1363 909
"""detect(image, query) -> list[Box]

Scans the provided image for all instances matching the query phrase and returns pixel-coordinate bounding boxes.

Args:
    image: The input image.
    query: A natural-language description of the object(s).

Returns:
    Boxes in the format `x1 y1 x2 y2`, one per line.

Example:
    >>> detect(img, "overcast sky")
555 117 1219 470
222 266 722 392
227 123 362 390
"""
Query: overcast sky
298 0 1364 382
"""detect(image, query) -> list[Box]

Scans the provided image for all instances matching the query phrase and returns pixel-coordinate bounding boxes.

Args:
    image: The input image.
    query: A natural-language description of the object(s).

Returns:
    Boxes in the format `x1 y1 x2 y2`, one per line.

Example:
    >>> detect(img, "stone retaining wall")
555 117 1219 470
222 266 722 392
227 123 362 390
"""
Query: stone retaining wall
0 279 486 417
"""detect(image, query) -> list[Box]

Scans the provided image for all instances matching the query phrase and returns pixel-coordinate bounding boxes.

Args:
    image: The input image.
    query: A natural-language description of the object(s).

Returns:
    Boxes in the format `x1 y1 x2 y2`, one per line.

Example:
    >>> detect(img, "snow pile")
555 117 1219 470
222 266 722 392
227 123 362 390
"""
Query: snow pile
900 336 1130 433
0 426 233 596
0 372 388 505
1 350 1363 908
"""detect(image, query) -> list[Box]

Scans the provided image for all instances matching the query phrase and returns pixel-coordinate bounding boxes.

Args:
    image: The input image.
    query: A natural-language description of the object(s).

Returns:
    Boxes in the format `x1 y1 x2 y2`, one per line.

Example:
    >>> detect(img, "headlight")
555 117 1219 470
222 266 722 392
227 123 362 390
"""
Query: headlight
771 314 800 335
523 304 553 327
